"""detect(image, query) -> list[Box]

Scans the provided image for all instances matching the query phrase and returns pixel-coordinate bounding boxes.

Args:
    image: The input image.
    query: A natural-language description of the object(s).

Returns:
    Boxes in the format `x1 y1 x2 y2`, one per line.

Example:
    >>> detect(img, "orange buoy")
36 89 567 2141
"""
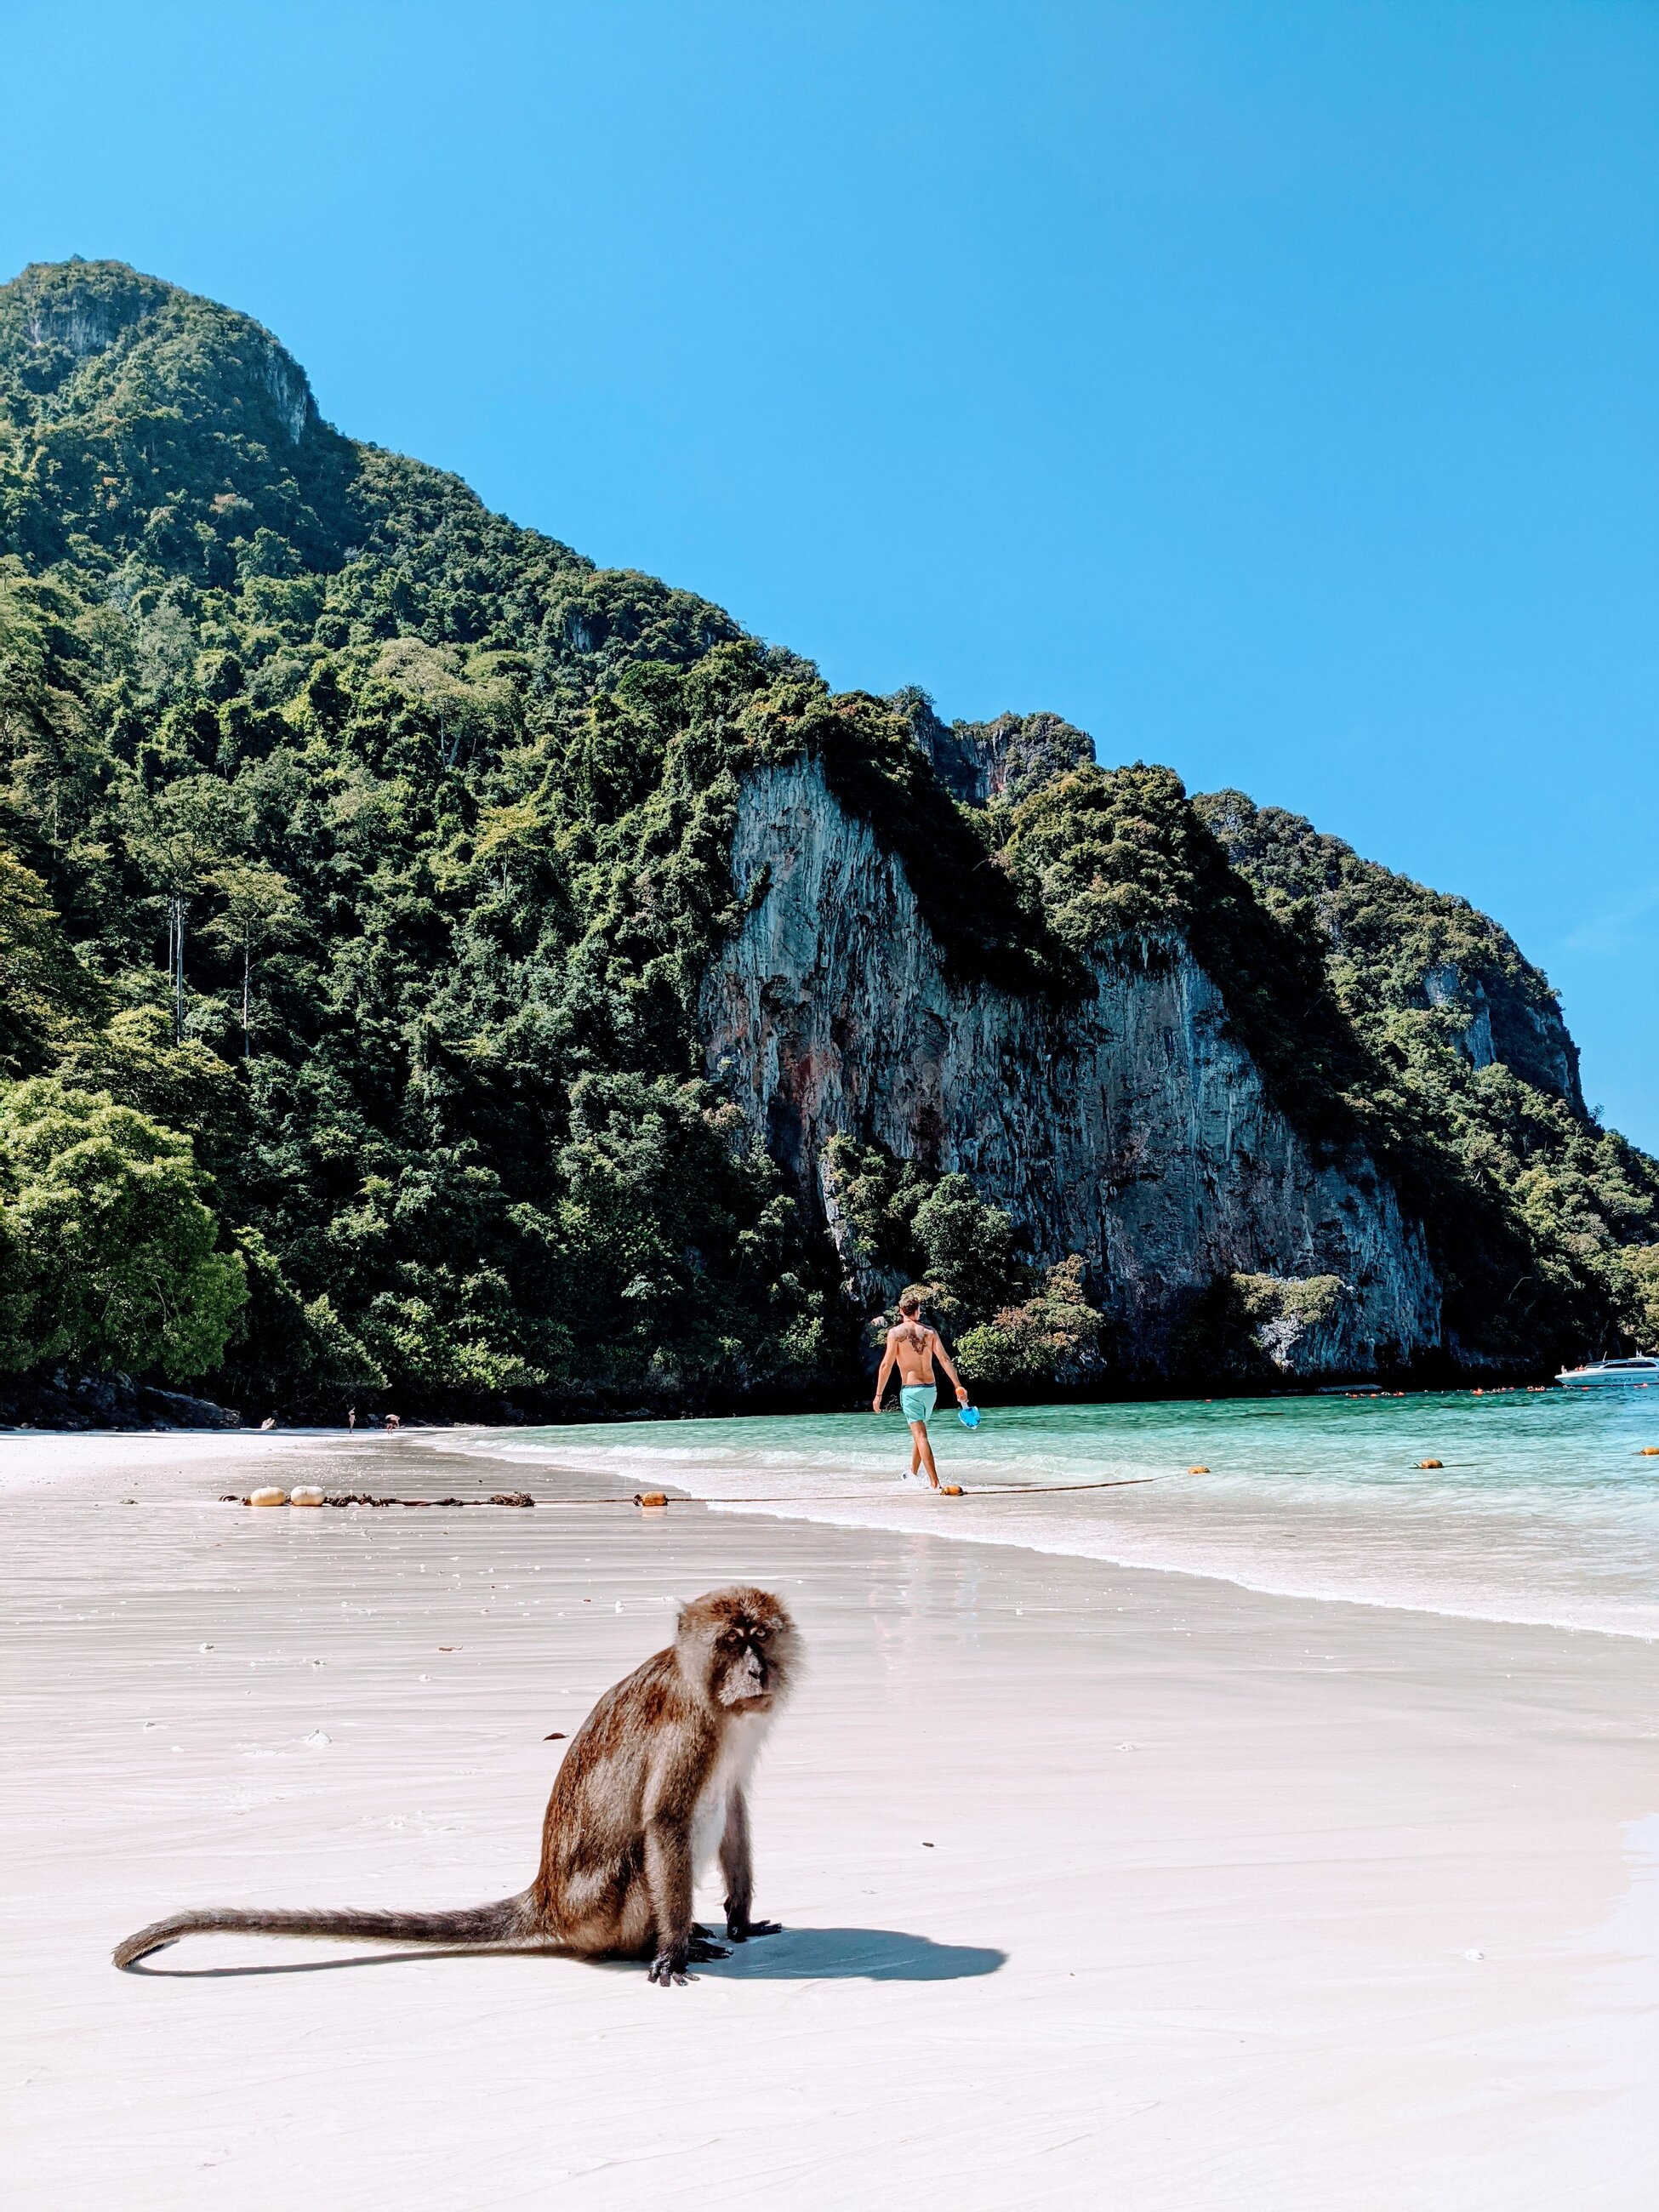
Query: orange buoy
635 1492 669 1511
1188 1465 1209 1474
1639 1447 1659 1457
941 1484 964 1497
1417 1458 1443 1469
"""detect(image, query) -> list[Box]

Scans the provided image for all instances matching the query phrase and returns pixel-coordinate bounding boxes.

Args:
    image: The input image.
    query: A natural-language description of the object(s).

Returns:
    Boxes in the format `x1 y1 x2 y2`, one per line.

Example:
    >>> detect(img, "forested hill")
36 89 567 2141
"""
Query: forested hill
2 258 1655 1421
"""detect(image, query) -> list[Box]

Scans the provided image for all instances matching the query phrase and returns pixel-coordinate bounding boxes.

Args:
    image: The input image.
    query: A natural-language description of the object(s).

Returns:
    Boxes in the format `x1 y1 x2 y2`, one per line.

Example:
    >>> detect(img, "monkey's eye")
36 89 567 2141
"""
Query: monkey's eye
752 1625 769 1641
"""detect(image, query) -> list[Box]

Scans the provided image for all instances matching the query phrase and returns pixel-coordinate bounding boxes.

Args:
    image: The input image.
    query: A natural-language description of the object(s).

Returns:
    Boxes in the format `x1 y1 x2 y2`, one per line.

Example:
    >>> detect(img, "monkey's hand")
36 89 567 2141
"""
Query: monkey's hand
687 1930 731 1962
725 1913 783 1942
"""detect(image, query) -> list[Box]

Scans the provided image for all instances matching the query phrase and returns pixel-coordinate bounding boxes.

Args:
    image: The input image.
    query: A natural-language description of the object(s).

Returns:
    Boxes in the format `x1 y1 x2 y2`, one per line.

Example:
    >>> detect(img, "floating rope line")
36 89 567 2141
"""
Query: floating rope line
225 1471 1204 1509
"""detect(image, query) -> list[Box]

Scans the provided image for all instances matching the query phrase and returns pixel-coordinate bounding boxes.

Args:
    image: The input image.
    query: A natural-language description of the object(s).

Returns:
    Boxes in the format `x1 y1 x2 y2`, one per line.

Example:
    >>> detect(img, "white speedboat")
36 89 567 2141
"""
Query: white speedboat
1555 1355 1659 1387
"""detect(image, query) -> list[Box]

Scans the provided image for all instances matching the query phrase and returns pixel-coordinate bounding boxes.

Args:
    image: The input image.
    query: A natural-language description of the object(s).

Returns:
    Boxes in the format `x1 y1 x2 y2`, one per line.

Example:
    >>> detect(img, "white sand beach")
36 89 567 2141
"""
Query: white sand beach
3 1429 1655 2210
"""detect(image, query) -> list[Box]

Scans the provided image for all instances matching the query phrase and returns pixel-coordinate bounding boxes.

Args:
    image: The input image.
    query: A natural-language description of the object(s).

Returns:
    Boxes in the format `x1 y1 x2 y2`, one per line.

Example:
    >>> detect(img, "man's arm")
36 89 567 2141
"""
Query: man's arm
872 1331 898 1412
931 1329 970 1403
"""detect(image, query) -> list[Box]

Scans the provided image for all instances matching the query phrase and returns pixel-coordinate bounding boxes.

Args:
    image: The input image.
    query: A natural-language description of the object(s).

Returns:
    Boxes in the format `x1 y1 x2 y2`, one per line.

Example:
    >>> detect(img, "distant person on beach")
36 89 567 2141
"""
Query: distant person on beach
347 1406 356 1432
872 1293 969 1490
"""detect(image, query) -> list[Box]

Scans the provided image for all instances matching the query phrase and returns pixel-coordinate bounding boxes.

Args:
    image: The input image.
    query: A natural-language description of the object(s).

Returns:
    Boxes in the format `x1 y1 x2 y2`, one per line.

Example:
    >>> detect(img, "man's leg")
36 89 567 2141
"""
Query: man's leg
909 1420 941 1490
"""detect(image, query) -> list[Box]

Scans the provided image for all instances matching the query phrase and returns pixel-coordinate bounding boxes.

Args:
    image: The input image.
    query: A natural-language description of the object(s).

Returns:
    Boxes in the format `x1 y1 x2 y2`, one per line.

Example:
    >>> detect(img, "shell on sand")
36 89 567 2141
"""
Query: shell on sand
248 1486 287 1508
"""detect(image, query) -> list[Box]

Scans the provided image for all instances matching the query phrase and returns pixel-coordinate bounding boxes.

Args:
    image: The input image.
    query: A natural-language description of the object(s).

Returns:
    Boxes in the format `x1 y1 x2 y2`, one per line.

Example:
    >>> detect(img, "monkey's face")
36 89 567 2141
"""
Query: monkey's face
676 1587 799 1714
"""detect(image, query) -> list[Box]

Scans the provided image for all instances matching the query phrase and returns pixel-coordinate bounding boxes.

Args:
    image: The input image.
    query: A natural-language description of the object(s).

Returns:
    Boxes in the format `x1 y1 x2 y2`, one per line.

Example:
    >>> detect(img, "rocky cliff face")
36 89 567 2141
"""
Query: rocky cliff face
899 693 1096 806
1194 788 1585 1113
700 759 1445 1376
6 258 316 442
1420 958 1582 1106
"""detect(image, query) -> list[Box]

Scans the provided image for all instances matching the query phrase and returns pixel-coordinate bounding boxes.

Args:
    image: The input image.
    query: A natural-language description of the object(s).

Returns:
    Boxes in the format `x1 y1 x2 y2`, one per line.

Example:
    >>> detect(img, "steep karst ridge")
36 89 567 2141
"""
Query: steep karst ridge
2 257 1655 1418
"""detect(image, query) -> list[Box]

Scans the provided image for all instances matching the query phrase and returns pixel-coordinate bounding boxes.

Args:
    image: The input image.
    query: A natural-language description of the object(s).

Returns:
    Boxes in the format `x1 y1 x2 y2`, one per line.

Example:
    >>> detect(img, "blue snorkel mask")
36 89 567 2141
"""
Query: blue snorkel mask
959 1404 981 1429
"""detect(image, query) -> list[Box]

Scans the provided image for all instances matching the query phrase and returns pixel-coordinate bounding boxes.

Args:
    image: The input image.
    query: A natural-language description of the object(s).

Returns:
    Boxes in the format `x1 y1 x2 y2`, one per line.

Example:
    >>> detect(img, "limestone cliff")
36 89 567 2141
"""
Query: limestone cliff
700 759 1445 1376
898 692 1096 807
1194 789 1584 1112
9 259 1648 1412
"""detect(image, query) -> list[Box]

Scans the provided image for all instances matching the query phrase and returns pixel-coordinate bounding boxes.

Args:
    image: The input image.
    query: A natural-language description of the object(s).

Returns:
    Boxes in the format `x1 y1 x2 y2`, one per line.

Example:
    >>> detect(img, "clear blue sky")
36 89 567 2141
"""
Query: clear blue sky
3 2 1655 1146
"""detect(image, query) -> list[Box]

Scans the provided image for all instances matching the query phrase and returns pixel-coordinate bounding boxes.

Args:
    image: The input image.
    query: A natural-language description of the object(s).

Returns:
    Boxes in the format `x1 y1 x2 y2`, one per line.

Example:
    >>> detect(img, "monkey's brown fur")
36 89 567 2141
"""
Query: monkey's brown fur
114 1587 798 1987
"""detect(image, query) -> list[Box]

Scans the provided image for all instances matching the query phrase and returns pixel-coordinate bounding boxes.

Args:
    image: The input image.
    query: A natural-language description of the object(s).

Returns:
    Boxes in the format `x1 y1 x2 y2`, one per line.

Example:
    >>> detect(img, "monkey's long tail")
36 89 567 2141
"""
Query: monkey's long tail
113 1891 539 1970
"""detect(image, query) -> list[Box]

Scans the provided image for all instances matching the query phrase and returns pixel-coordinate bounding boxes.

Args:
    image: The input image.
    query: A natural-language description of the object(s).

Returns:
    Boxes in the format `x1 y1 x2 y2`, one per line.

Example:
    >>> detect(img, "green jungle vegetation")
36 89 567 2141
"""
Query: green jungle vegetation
2 259 1656 1417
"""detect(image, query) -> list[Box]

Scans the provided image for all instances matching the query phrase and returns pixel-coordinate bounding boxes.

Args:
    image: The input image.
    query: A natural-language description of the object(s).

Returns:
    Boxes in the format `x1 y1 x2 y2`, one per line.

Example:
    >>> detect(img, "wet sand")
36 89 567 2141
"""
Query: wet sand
2 1431 1655 2209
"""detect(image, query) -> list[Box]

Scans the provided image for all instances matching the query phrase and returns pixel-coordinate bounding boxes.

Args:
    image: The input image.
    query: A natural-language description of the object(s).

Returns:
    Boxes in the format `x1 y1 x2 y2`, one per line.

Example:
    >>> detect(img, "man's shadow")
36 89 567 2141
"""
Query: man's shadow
123 1927 1006 1983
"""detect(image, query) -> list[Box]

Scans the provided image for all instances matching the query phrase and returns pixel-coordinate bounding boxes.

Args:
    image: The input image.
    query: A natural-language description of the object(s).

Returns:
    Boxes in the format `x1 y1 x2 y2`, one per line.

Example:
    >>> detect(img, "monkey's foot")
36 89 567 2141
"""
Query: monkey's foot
647 1951 694 1987
649 1932 730 1987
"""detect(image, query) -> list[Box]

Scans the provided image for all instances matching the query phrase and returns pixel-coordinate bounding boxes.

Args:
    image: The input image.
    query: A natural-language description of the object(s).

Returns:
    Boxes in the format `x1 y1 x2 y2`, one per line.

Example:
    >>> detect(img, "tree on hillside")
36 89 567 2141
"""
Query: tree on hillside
202 860 301 1057
0 842 100 1075
0 1080 246 1379
123 775 239 1043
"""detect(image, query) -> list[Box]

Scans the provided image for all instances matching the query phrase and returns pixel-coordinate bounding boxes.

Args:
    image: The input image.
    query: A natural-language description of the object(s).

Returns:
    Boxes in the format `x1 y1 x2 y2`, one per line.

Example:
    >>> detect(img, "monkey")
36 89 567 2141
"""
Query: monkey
114 1586 798 1988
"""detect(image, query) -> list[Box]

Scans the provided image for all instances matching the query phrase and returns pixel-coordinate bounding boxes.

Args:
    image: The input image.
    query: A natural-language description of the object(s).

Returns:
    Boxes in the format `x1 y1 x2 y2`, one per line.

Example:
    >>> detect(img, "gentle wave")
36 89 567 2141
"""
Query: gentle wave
442 1388 1659 1639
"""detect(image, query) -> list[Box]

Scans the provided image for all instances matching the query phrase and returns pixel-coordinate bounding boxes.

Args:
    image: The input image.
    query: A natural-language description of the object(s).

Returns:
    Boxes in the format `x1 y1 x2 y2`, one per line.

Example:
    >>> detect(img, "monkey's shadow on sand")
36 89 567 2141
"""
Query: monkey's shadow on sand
126 1928 1006 1983
704 1928 1006 1981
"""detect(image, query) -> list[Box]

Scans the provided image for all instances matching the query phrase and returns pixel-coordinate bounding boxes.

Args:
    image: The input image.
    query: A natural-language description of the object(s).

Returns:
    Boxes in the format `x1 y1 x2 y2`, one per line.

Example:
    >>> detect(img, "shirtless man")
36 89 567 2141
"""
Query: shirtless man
872 1292 969 1489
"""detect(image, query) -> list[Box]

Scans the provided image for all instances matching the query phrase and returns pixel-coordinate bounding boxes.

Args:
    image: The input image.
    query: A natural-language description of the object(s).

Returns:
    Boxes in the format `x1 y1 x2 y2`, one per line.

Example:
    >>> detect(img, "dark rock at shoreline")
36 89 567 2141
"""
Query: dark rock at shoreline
0 1369 243 1432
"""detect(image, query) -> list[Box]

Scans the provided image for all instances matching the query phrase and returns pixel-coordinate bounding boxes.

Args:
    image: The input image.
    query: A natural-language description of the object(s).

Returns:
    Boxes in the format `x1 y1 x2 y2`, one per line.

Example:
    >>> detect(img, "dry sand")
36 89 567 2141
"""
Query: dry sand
2 1430 1655 2210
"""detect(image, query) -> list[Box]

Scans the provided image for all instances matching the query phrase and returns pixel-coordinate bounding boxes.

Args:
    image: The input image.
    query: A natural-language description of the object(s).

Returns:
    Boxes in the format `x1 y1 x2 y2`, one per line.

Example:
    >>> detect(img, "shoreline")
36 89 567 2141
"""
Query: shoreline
3 1429 1656 2207
5 1418 1655 1642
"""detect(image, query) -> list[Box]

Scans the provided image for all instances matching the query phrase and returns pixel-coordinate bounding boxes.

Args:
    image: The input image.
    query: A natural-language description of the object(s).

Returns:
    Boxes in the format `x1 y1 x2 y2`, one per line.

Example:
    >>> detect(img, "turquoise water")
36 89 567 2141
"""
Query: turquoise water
468 1388 1659 1639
